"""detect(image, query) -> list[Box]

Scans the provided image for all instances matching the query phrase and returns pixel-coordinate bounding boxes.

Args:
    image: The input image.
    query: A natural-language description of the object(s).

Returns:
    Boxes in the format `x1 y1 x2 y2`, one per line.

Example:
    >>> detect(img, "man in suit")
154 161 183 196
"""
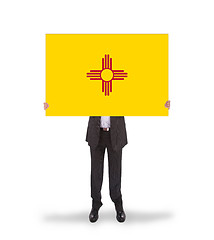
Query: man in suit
44 101 170 223
86 116 128 223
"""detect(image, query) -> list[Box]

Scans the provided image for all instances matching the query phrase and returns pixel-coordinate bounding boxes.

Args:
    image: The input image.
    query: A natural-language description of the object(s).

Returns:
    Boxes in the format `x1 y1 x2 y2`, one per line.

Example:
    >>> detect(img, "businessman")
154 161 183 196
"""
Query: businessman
44 101 170 223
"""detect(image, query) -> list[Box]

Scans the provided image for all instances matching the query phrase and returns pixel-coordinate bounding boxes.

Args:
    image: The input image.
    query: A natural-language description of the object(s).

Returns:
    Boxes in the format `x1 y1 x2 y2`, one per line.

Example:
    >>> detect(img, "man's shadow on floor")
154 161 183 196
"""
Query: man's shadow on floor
44 210 173 224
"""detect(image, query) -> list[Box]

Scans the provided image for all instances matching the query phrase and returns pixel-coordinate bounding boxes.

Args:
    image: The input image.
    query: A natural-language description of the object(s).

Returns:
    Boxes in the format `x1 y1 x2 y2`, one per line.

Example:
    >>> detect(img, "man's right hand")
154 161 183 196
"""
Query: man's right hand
44 102 49 110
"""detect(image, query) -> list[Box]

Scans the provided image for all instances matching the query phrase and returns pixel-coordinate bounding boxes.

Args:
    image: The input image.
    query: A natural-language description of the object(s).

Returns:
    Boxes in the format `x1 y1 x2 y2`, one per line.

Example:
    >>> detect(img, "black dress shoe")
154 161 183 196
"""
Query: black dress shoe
116 210 126 222
89 208 99 223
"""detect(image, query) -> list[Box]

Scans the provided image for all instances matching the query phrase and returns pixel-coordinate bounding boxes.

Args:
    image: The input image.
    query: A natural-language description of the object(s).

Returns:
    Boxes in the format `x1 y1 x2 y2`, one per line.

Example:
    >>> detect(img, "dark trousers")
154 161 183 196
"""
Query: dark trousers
90 129 123 211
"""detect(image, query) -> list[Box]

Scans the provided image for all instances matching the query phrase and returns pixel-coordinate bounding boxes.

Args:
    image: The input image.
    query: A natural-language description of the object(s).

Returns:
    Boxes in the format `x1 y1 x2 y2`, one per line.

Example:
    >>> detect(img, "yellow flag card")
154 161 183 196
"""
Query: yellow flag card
46 34 168 116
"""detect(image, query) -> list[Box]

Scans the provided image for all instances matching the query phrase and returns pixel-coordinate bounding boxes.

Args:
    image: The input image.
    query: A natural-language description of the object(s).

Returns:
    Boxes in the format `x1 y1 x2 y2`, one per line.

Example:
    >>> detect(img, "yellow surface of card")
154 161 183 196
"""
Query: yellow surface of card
46 34 168 116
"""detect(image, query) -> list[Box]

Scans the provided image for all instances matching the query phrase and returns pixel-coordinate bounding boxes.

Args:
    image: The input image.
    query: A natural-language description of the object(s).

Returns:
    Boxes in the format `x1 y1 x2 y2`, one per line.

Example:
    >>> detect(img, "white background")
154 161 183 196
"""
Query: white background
0 0 214 239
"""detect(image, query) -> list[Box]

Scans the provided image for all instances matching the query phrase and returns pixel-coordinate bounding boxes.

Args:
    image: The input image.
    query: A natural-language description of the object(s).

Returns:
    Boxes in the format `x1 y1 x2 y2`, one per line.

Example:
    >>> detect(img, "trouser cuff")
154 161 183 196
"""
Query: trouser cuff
92 199 103 210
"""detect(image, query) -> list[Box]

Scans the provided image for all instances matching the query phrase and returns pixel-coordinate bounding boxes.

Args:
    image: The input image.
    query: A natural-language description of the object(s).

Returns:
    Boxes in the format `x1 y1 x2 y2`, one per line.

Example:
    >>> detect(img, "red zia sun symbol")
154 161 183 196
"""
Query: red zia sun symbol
86 54 128 96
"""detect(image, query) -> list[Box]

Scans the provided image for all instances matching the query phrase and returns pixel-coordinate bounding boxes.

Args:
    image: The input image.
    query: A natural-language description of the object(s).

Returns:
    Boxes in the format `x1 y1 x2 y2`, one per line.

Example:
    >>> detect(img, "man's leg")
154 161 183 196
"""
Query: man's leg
106 145 123 211
107 144 126 222
90 144 105 210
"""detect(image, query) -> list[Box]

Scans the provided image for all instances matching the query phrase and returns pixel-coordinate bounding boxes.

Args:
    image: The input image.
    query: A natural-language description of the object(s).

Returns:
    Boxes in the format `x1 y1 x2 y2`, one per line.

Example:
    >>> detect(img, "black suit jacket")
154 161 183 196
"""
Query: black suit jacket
85 116 128 151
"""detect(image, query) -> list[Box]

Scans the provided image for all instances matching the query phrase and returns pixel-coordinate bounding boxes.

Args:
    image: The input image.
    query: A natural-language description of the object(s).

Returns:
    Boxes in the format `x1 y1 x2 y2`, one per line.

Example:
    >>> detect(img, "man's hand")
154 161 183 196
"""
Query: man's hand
165 100 170 109
44 102 49 110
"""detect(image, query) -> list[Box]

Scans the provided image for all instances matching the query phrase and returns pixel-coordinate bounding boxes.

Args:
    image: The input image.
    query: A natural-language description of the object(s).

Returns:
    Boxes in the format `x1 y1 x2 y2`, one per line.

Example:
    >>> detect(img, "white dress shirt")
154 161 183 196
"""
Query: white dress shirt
100 116 110 128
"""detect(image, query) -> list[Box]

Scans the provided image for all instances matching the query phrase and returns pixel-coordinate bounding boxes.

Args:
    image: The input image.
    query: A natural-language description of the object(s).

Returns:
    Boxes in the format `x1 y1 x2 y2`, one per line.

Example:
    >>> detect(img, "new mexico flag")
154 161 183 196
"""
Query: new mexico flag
46 34 168 116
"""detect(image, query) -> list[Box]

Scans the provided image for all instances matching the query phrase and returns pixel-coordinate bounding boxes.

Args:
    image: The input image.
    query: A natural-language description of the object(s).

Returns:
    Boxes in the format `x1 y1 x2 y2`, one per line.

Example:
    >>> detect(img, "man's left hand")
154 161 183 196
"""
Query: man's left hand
165 100 170 109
